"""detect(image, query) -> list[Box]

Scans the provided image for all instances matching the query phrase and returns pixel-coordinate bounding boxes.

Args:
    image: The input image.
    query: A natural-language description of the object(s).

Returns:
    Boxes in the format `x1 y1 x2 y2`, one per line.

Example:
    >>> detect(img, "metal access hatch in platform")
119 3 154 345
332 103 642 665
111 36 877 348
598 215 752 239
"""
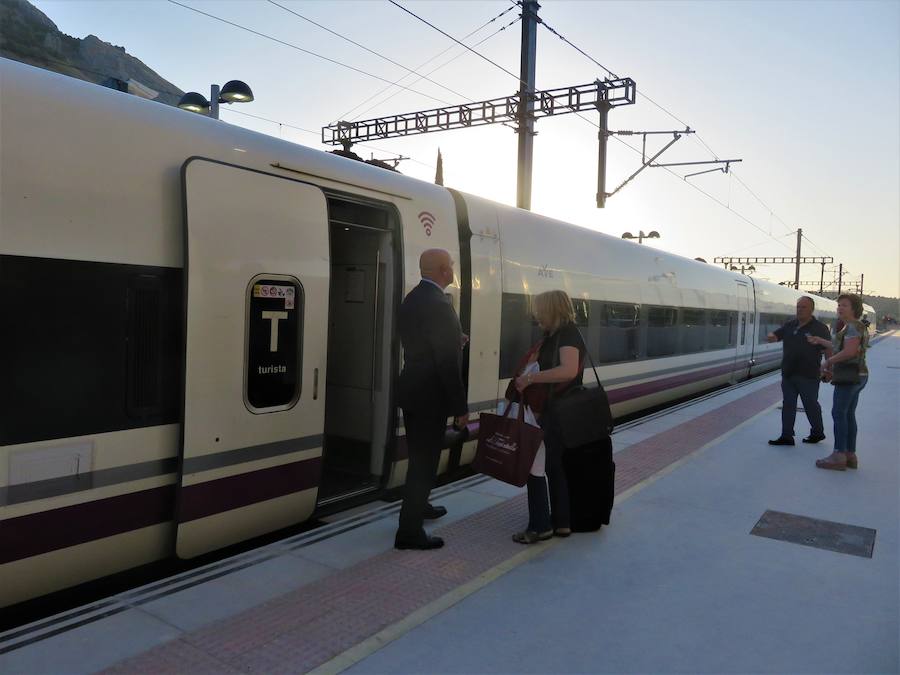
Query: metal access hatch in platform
750 510 876 558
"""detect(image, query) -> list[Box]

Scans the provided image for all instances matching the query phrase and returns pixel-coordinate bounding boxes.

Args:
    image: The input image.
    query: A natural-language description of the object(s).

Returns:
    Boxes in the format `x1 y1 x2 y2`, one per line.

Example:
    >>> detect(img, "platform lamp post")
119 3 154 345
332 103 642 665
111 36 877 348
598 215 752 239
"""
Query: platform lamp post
621 230 660 244
178 81 254 119
730 264 756 275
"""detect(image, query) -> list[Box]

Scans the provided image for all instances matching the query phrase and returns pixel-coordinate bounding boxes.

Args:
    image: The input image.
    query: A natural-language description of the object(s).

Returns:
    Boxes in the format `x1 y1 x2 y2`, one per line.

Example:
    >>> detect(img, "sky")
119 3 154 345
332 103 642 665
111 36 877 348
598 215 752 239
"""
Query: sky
32 0 900 296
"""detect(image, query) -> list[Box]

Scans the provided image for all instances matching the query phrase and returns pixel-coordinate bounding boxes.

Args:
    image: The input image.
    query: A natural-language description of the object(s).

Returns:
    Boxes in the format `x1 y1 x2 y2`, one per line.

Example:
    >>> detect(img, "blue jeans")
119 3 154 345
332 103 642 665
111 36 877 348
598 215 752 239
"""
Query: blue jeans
781 375 825 438
832 377 868 453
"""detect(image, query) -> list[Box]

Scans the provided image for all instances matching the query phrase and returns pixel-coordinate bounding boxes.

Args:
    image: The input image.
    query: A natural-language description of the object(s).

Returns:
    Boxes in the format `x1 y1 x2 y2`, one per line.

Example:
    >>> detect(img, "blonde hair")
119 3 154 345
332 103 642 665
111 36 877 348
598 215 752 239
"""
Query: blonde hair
532 290 575 333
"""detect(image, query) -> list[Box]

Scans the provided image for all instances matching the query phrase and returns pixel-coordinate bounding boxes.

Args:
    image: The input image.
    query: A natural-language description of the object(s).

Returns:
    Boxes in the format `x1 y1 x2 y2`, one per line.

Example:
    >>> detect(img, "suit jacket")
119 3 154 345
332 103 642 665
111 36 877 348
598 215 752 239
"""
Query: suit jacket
397 280 468 416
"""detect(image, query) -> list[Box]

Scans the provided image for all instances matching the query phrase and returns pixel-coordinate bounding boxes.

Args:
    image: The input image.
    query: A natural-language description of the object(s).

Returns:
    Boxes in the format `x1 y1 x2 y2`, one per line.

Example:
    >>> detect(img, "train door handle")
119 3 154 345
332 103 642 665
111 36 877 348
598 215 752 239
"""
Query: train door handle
313 368 319 400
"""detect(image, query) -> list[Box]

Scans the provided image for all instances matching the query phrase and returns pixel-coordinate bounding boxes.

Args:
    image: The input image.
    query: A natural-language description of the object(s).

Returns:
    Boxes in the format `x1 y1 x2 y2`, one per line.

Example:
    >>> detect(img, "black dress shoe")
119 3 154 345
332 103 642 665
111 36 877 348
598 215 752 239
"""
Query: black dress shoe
768 437 795 446
395 535 444 550
423 504 447 520
802 434 826 444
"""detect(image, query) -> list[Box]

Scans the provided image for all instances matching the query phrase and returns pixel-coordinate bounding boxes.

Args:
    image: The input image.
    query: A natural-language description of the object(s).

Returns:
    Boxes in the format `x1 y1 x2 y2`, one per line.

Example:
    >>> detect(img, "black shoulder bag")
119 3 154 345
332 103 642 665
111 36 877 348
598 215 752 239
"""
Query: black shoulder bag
546 327 614 449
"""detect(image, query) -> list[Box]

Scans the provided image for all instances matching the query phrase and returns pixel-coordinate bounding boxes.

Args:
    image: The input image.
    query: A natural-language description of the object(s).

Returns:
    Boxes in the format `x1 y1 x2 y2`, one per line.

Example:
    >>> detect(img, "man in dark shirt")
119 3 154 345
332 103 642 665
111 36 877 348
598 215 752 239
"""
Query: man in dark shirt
767 296 832 445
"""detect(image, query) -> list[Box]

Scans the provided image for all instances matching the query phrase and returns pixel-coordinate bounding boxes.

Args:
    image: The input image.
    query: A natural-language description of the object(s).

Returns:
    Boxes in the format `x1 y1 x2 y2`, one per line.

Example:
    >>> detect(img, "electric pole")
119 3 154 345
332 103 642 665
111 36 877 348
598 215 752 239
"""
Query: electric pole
596 102 610 208
837 263 843 294
517 0 539 210
794 228 802 290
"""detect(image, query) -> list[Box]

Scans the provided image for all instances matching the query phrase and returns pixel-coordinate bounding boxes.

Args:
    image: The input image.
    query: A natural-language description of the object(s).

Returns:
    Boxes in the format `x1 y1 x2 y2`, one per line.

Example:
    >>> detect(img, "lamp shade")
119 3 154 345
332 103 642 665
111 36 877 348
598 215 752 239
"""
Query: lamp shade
219 80 254 103
178 91 210 113
621 232 634 239
647 230 661 238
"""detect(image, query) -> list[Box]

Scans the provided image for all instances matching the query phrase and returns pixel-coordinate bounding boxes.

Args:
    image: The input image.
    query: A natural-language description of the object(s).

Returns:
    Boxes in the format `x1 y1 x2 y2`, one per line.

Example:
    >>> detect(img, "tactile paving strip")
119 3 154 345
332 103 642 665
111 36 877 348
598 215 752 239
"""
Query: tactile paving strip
103 381 782 674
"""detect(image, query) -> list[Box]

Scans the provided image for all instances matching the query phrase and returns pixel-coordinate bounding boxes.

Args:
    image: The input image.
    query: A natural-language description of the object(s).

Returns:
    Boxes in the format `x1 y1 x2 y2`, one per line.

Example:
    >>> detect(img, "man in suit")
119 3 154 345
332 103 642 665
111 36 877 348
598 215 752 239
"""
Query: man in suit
395 249 469 550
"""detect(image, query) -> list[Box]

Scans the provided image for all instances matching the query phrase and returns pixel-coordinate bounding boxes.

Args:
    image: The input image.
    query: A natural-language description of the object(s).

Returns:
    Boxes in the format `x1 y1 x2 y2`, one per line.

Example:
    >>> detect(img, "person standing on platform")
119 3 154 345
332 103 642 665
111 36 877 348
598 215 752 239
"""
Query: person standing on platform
767 296 832 446
807 293 870 470
395 249 468 550
513 290 585 543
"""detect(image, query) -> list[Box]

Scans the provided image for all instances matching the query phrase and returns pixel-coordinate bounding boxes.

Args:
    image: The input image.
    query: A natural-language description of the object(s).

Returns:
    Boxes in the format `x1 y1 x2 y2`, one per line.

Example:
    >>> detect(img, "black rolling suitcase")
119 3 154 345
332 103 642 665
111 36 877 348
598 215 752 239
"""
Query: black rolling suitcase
563 436 615 532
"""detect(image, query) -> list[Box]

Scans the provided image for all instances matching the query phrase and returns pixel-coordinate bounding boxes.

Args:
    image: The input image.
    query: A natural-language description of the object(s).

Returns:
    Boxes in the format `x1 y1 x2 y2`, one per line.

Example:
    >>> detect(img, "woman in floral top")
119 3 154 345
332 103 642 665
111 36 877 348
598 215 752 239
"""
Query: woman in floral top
806 294 869 470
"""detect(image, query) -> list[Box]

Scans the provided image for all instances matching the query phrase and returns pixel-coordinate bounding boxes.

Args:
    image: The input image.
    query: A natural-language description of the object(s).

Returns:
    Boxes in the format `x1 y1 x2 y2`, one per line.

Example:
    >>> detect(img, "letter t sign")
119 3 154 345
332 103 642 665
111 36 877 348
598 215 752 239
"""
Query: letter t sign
261 311 288 352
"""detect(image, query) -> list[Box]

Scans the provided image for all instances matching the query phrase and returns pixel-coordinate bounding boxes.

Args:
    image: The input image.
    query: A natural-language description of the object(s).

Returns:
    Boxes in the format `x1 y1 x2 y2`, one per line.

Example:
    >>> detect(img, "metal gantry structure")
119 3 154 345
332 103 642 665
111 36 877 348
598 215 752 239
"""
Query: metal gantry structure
714 228 838 290
322 80 637 145
321 0 737 210
323 77 637 210
783 277 864 295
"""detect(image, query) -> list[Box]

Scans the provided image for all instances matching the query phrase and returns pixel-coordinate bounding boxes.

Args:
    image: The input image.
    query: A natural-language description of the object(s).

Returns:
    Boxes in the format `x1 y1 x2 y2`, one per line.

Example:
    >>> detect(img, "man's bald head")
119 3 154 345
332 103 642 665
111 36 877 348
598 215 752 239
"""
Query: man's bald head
420 248 454 289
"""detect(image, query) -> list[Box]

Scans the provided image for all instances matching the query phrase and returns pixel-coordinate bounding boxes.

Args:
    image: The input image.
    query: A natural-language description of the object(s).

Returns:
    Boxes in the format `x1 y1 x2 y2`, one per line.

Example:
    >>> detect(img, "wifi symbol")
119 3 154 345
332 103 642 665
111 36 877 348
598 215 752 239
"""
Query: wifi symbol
419 211 436 236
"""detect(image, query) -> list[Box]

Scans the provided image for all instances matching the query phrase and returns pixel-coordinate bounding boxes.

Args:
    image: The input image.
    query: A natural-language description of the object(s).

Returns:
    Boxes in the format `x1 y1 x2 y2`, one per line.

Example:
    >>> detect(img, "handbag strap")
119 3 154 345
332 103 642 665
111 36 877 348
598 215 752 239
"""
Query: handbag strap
573 326 602 388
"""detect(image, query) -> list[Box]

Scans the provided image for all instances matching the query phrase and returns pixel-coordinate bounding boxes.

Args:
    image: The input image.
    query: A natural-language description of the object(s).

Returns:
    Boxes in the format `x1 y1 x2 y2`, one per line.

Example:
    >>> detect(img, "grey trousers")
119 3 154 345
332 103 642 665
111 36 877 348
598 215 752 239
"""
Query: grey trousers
781 374 825 438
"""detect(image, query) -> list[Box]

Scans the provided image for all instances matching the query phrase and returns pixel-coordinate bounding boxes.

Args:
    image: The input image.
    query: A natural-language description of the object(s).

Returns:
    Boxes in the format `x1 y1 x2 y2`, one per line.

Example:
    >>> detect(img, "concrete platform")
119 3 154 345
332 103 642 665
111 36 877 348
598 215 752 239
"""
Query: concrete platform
2 331 897 674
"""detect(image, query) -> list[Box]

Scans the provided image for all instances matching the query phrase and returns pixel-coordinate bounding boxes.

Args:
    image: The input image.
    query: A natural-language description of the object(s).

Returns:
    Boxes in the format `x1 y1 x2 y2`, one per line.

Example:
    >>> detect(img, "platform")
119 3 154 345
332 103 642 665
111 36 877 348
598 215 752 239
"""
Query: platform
2 331 897 674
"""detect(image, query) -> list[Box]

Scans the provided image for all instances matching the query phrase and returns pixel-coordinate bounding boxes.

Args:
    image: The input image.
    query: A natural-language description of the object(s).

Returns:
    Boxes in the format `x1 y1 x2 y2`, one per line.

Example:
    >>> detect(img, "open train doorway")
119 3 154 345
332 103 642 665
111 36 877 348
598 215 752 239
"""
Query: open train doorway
317 198 400 505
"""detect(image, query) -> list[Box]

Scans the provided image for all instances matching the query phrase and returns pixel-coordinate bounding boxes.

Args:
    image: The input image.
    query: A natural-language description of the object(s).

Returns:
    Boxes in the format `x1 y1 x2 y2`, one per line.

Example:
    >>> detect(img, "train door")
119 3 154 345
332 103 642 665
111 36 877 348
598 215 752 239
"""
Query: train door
317 198 399 505
733 281 753 381
176 159 329 559
449 191 502 469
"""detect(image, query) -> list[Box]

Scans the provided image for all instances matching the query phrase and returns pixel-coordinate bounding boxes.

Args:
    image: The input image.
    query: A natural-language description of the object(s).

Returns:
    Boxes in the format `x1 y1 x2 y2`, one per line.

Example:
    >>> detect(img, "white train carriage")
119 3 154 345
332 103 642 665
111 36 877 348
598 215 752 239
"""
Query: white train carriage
0 58 838 608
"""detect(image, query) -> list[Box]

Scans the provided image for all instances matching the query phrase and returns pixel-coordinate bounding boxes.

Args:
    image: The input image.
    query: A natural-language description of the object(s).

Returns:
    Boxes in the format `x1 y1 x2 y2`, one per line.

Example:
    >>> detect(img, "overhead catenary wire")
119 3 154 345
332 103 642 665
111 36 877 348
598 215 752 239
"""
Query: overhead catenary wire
801 232 832 257
538 17 619 80
266 0 471 102
388 0 526 87
346 14 522 123
335 4 519 122
166 0 457 107
536 15 720 155
538 7 814 254
730 172 795 236
603 127 795 253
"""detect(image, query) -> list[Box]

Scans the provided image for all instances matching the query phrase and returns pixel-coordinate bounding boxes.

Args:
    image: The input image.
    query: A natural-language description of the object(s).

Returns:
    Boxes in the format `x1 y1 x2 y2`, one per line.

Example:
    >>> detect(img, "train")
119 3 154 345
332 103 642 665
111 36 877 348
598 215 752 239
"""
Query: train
0 58 875 609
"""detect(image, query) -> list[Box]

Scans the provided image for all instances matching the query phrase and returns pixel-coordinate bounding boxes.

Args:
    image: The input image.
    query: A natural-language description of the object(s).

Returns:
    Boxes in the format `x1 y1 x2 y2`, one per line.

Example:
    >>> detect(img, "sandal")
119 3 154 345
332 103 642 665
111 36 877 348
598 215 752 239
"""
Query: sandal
554 528 572 538
815 452 847 471
512 530 553 544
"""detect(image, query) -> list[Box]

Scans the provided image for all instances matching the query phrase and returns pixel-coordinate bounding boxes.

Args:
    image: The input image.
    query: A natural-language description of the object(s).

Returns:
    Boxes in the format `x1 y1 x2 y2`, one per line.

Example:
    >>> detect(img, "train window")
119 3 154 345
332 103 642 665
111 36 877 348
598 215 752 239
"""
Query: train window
760 311 792 344
757 313 770 343
126 275 164 419
679 308 707 354
0 257 182 446
245 276 304 412
708 310 734 349
499 293 542 379
595 302 640 363
646 306 678 357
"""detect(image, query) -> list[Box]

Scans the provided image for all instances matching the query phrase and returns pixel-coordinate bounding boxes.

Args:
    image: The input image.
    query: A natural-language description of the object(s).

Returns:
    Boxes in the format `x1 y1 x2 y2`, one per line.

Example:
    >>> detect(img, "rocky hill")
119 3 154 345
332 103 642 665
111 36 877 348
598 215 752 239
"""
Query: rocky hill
0 0 183 105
